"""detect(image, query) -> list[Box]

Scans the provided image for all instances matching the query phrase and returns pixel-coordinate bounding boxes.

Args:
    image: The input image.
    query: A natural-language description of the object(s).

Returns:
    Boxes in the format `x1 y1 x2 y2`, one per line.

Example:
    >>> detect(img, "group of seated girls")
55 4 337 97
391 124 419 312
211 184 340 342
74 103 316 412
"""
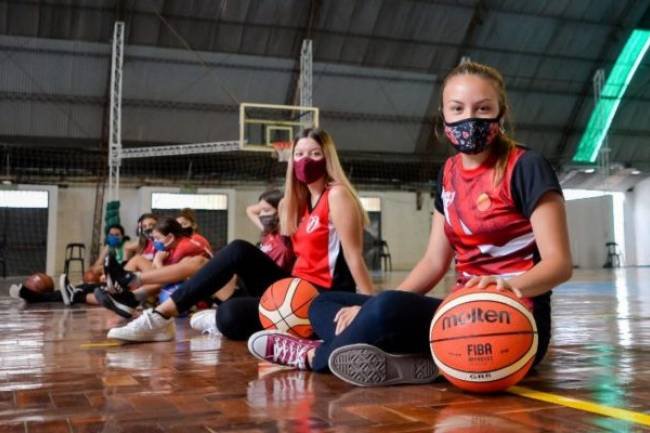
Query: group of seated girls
14 62 573 388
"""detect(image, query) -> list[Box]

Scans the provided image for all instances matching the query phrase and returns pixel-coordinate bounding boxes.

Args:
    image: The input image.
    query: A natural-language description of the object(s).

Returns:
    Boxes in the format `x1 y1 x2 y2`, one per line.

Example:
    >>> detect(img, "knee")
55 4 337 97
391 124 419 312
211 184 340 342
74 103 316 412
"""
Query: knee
223 239 255 261
363 291 408 326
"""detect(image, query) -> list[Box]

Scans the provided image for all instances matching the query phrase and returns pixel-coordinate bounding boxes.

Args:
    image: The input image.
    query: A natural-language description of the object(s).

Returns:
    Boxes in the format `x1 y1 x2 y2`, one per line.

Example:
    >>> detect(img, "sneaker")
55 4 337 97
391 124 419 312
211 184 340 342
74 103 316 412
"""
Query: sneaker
58 274 78 306
107 309 175 342
248 330 321 370
190 309 220 336
328 344 438 387
94 286 139 319
104 253 136 292
8 284 22 299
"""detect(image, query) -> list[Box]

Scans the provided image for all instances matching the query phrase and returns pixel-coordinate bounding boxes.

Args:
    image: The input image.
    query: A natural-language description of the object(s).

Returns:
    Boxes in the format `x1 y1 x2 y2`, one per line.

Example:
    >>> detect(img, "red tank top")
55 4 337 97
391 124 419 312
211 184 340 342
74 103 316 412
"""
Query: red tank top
291 188 353 290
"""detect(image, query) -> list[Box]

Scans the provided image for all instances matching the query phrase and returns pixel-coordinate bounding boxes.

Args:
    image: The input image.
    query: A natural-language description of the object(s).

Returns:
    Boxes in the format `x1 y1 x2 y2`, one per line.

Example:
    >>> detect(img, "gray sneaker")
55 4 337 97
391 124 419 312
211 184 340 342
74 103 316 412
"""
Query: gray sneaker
328 344 438 387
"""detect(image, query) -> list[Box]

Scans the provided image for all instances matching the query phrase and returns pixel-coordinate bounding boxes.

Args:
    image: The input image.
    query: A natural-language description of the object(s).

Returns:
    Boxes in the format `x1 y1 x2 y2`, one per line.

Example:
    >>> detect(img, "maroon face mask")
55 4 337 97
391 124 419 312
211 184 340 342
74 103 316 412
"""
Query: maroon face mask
294 157 327 184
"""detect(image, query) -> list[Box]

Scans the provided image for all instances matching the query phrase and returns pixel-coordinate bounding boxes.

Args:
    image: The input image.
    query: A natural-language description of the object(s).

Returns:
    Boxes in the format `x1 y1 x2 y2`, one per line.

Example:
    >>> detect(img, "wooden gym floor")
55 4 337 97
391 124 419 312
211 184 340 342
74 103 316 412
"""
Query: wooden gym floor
1 268 649 432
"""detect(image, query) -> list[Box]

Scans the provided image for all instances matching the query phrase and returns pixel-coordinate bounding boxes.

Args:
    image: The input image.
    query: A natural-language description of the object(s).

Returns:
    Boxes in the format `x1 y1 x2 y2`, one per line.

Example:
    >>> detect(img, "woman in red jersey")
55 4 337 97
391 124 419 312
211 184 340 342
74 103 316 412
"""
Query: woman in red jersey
103 128 375 342
249 62 573 384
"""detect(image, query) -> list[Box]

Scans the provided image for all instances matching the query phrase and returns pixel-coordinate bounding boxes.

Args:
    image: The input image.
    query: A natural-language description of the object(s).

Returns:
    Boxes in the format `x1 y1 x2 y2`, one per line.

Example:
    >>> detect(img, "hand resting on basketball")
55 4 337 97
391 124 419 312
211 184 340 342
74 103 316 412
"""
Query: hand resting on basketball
334 305 361 335
464 275 523 298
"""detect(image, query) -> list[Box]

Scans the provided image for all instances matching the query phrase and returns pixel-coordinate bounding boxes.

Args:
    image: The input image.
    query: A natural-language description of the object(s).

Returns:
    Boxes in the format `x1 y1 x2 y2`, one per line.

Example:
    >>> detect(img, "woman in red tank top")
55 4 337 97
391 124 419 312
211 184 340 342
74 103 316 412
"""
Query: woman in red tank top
103 128 375 343
248 62 573 385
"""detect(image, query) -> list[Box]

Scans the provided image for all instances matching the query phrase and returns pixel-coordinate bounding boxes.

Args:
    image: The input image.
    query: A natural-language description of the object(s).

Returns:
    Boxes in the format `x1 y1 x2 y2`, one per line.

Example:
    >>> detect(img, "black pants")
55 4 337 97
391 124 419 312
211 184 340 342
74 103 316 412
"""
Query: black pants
18 283 98 303
308 290 551 373
170 240 291 340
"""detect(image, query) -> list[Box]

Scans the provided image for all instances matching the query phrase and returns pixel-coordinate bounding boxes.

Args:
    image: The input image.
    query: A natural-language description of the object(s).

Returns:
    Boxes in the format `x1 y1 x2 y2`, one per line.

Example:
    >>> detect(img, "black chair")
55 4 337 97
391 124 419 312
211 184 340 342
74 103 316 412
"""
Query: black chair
64 243 85 275
603 242 620 268
378 240 392 272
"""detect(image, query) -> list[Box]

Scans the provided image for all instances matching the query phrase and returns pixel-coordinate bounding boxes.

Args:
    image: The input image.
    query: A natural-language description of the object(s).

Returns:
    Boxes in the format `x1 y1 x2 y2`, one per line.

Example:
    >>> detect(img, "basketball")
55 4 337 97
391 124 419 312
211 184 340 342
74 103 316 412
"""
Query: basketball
23 272 55 293
258 277 319 338
429 286 538 393
83 269 101 284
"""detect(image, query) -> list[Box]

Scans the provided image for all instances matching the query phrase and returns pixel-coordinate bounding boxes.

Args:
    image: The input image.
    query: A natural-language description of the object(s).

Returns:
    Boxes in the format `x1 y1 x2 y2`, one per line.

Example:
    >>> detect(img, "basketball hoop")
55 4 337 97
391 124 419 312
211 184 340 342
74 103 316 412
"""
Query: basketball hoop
271 141 292 162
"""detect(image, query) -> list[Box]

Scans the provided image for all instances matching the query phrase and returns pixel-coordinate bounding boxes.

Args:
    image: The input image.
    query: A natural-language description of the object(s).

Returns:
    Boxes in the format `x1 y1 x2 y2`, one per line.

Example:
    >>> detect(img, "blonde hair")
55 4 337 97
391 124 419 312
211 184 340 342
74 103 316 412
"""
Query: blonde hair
281 128 369 236
438 61 517 184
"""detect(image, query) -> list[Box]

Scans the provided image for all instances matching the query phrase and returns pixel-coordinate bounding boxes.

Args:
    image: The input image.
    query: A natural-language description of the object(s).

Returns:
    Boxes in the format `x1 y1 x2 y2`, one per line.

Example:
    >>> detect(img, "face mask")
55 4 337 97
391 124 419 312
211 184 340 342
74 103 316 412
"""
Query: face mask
142 228 154 240
294 157 327 184
106 234 122 247
153 240 167 252
181 226 194 237
259 214 279 234
444 117 501 155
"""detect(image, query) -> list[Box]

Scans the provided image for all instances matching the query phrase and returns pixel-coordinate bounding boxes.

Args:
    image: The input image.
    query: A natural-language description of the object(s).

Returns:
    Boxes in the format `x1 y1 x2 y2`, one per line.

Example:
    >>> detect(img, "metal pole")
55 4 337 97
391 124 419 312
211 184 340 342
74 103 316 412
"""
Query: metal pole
299 39 313 128
108 21 125 202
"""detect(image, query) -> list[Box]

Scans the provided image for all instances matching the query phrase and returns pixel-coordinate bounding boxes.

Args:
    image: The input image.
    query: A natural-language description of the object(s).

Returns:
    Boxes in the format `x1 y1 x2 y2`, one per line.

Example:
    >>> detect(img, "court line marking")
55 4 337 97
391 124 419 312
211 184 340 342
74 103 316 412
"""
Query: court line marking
80 340 124 348
509 385 650 427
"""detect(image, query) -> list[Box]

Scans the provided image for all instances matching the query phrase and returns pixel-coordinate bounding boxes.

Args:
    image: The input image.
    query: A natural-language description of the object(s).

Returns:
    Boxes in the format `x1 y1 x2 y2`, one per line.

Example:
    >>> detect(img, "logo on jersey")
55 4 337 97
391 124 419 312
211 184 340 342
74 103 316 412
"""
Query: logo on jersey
476 192 491 211
306 215 321 234
259 243 272 254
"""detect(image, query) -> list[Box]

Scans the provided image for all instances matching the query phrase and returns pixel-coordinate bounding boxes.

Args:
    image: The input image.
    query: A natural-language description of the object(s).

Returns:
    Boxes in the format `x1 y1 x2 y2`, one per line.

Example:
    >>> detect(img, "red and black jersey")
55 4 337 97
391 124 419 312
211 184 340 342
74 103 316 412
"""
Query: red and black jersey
291 188 355 291
435 146 562 308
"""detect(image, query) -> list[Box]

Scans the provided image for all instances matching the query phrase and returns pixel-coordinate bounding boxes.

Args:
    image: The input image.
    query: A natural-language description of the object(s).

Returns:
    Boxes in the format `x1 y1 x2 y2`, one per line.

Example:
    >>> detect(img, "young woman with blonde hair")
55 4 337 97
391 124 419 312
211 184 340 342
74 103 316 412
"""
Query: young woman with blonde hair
105 127 375 342
249 61 572 383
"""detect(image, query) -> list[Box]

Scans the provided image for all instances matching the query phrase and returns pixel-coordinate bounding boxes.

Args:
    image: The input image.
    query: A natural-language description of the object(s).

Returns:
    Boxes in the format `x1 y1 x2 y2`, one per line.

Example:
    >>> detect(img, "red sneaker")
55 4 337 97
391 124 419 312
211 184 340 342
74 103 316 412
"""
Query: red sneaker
248 330 321 370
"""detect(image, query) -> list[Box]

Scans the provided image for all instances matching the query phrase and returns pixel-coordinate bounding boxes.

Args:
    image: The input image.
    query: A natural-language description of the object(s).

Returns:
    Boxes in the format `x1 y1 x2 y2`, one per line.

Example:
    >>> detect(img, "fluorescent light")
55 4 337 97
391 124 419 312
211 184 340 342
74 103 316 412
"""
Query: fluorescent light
0 190 49 208
583 168 596 174
572 29 650 163
151 193 228 210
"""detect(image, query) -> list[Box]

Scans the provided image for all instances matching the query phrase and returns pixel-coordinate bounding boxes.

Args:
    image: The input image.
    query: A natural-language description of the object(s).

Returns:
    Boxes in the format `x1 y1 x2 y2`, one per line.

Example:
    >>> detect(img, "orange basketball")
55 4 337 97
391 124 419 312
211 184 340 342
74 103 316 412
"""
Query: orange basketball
23 272 54 293
429 286 537 393
83 269 101 284
258 278 319 338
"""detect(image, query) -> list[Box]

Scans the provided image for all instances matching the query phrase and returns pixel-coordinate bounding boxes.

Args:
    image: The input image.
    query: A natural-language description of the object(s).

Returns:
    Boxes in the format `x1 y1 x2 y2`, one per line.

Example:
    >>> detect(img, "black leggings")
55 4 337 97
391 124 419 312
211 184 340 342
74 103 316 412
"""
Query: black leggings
170 240 291 340
308 290 551 373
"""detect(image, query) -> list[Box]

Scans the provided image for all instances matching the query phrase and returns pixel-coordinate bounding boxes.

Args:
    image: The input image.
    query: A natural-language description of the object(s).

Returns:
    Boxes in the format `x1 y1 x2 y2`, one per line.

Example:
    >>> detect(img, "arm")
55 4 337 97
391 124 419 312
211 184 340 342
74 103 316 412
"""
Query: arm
246 202 264 231
505 192 572 297
329 186 376 295
397 210 454 294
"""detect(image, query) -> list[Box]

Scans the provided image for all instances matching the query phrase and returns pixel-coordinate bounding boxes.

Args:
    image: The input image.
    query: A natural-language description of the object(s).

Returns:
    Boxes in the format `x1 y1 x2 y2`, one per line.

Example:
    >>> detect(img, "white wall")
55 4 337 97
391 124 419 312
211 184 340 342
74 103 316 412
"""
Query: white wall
565 195 614 269
628 177 650 266
49 185 433 275
360 190 433 271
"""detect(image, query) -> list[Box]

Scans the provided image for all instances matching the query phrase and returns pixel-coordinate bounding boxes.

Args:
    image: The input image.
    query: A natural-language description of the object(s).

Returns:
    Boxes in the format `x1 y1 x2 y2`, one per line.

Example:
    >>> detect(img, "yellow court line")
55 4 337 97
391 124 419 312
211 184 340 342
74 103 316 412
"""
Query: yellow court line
80 340 124 348
509 386 650 427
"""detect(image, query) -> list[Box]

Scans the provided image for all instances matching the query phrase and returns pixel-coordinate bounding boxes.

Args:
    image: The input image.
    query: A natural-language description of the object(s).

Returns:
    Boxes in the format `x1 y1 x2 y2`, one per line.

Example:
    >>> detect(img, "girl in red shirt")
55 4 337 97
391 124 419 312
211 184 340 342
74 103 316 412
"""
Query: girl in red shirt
250 61 573 383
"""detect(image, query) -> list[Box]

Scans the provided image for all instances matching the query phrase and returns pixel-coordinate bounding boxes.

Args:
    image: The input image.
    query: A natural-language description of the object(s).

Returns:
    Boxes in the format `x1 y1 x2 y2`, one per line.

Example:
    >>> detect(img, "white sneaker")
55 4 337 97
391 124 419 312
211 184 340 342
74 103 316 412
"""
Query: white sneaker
107 309 175 342
190 309 220 336
9 284 22 299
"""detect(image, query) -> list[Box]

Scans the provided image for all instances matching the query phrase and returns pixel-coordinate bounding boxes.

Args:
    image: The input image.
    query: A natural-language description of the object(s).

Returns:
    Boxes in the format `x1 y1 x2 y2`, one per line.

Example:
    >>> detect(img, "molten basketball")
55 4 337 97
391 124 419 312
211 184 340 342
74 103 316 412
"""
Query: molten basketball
83 269 101 284
429 286 537 393
23 272 54 293
258 278 319 338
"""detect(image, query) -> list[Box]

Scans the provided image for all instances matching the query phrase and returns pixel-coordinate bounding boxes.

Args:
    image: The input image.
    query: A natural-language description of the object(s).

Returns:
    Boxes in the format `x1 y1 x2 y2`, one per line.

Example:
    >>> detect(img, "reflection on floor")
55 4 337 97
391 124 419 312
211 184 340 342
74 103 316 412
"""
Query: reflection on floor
1 268 649 432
